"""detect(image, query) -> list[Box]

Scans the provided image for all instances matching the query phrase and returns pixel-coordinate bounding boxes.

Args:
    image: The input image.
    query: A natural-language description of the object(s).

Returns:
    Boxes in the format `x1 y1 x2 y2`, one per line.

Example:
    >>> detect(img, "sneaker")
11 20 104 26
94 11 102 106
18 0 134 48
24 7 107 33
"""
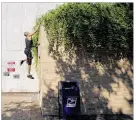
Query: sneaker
20 60 24 66
27 75 34 79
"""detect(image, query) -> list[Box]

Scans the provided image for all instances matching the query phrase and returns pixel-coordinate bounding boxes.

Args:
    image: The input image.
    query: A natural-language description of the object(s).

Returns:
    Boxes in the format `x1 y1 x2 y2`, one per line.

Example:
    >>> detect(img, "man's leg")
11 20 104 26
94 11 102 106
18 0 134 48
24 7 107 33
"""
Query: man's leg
20 59 27 66
27 57 34 79
28 65 31 75
20 50 29 66
27 58 32 75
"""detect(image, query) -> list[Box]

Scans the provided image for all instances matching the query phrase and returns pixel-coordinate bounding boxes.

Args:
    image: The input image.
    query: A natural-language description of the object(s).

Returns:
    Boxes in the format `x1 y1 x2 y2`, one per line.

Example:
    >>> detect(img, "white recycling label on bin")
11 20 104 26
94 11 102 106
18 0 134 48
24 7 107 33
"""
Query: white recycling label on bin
66 97 77 107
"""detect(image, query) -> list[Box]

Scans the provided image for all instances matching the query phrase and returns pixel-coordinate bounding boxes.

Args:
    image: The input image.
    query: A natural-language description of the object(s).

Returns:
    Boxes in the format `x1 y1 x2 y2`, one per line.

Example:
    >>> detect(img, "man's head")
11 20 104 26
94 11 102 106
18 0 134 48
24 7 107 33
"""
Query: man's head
24 32 29 37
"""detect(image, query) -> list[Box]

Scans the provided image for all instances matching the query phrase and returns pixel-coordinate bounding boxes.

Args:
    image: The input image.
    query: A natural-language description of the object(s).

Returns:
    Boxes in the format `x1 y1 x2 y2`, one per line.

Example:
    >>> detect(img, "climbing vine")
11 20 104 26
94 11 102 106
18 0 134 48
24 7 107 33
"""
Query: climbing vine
32 3 133 67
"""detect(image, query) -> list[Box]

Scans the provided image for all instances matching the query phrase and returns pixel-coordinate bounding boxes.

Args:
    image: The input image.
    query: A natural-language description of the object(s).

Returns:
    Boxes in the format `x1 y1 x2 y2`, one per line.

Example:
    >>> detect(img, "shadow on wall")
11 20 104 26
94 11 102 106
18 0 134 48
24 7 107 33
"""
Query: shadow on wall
48 46 133 116
42 88 58 115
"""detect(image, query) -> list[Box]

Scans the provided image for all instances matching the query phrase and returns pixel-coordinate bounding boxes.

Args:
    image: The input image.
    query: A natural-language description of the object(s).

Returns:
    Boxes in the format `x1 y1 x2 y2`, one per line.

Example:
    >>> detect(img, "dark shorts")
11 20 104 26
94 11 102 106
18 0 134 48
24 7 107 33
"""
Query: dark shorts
24 49 33 65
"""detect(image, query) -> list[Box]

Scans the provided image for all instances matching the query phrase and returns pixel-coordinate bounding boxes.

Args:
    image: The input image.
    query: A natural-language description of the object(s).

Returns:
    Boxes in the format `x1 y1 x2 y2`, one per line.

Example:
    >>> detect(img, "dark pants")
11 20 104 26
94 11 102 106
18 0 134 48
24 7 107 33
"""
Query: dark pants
24 49 33 65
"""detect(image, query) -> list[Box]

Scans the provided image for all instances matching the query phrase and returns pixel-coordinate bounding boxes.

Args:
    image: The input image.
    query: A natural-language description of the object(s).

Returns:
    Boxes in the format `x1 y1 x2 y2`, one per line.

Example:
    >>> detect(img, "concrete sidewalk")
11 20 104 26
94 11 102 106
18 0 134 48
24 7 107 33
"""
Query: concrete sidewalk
2 93 43 120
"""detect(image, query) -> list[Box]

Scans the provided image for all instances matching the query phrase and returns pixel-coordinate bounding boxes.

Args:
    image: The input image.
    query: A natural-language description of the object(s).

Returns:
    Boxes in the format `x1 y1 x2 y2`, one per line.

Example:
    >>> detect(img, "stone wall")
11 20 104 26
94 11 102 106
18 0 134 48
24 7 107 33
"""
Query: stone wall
38 26 133 116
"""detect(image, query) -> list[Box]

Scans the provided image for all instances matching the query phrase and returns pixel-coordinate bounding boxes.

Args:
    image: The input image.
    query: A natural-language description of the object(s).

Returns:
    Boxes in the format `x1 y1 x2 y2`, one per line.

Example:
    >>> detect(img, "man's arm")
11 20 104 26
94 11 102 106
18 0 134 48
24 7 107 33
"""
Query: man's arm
29 25 40 36
29 19 43 36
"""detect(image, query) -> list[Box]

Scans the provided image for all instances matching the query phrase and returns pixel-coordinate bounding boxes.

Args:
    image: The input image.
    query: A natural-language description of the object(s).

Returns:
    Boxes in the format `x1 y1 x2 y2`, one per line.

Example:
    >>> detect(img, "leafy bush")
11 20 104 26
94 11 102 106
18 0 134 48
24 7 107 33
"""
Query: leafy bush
32 18 41 70
32 31 39 70
32 3 133 67
44 3 133 51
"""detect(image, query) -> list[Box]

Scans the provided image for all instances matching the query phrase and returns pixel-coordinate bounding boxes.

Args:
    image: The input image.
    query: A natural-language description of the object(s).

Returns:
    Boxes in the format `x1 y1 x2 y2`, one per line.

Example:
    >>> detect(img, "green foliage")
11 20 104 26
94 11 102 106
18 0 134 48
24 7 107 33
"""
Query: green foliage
32 21 40 70
32 3 133 66
43 3 133 52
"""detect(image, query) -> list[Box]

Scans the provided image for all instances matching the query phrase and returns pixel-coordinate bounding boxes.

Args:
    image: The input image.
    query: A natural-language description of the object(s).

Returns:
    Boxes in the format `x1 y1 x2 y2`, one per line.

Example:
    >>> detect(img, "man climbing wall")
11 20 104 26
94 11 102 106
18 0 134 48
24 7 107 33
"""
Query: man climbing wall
20 24 41 79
